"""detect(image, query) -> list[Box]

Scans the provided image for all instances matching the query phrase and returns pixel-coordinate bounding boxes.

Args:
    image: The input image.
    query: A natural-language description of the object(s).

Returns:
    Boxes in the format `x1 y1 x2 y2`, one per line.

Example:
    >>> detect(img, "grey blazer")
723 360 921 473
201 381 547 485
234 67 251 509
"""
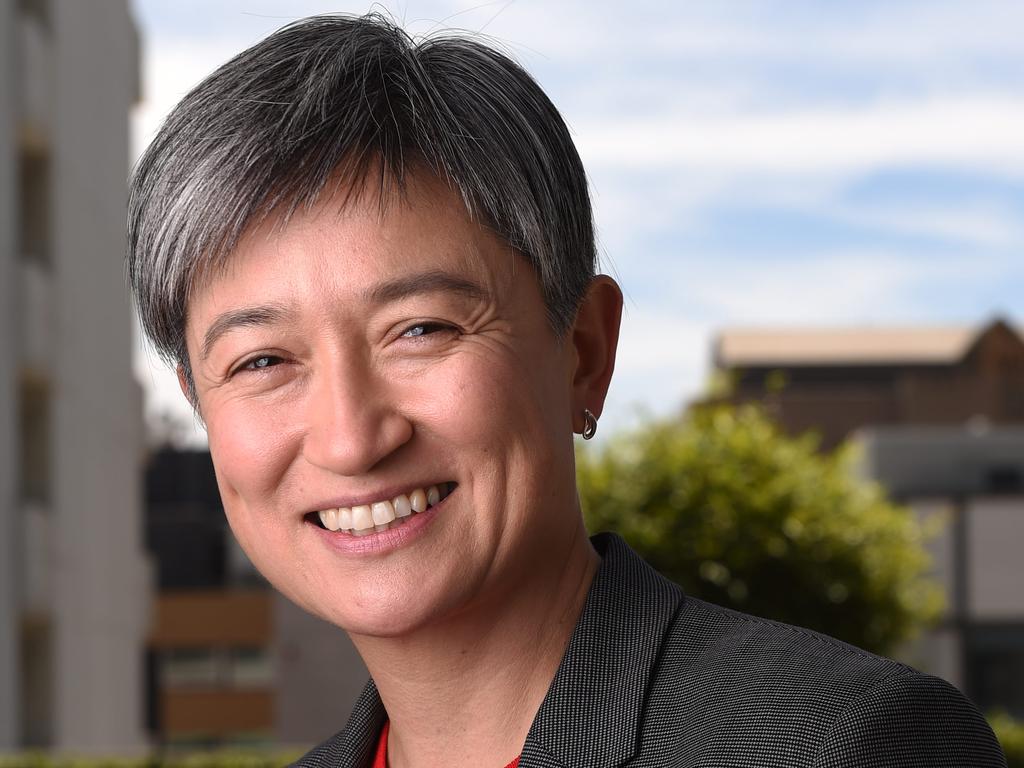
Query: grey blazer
293 533 1007 767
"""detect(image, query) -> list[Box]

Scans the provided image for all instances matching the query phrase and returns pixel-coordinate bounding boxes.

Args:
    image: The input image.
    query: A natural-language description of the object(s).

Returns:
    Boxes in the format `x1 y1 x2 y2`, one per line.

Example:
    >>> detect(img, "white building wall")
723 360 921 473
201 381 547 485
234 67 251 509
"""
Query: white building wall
0 1 20 748
912 498 957 607
0 0 147 752
48 0 148 752
903 499 963 688
967 497 1024 620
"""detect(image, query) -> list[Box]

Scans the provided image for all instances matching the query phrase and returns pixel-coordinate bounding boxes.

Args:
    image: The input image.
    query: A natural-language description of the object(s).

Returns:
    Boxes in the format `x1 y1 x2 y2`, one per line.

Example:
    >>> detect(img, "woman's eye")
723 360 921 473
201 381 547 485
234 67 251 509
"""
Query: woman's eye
235 355 283 375
401 322 452 339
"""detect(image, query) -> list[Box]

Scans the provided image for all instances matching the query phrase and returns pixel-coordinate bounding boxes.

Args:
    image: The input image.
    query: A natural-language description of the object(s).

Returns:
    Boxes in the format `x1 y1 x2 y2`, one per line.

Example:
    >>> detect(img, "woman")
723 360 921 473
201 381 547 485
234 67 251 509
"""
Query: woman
128 14 1006 768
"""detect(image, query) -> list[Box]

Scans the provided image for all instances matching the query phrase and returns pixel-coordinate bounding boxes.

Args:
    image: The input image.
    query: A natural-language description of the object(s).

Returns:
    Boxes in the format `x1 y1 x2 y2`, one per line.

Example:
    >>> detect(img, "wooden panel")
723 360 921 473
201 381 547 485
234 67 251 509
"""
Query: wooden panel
150 590 272 647
162 689 273 734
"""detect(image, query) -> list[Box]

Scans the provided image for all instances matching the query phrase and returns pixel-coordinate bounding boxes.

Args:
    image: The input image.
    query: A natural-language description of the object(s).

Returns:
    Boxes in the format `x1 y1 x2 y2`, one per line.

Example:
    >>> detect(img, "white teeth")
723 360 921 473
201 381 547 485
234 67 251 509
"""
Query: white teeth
318 508 340 532
338 507 353 530
409 488 428 513
351 505 374 531
371 500 396 526
318 484 453 533
393 494 412 518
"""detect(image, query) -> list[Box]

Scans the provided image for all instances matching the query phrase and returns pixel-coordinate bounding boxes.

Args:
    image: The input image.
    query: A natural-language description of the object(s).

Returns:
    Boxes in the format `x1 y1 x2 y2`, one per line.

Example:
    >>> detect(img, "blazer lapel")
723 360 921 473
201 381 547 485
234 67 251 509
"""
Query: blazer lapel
519 533 686 768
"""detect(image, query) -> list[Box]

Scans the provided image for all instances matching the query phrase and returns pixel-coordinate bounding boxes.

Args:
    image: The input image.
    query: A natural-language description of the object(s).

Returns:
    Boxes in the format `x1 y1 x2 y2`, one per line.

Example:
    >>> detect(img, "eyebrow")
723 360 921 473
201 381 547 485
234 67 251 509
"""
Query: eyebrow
201 304 293 361
365 270 489 305
200 271 488 361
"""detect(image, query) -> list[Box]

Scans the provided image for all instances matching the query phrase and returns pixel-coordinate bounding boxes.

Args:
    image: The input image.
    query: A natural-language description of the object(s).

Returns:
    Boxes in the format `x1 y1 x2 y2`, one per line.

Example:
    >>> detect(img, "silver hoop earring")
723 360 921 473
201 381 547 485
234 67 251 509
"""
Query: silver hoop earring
581 409 598 440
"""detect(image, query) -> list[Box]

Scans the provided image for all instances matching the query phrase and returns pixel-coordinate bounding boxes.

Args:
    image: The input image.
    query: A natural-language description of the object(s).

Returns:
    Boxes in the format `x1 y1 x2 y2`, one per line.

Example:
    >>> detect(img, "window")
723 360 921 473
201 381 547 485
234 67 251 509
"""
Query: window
18 376 50 504
17 0 50 28
966 625 1024 717
228 647 274 688
160 649 218 687
159 646 273 688
17 150 51 266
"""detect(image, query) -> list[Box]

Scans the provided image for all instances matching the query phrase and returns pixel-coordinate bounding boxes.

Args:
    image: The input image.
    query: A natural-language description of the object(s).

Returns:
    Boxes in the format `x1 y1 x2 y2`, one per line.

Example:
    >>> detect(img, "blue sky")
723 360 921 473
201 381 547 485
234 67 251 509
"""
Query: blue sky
130 0 1024 443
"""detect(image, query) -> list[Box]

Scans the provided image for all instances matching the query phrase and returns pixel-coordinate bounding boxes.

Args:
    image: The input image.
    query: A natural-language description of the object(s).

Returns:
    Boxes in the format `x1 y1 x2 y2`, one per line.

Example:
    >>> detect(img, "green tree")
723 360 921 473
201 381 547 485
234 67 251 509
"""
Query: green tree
577 404 942 655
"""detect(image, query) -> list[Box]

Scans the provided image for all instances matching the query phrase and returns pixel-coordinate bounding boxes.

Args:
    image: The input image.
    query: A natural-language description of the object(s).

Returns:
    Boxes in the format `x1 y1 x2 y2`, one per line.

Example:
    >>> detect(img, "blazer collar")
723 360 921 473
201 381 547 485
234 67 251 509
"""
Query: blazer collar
519 533 685 768
330 533 684 768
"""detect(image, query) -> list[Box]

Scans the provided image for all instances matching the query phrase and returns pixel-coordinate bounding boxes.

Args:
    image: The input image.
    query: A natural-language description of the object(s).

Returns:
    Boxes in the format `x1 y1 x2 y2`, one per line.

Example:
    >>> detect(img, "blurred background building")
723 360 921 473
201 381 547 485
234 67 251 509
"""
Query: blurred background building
144 448 367 747
712 319 1024 716
0 0 148 752
714 319 1024 451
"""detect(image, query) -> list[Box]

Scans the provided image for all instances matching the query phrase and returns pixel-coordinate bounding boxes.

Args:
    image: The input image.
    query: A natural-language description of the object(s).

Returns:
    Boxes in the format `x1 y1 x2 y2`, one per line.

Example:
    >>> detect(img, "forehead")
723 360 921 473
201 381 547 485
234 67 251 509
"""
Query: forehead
193 171 518 306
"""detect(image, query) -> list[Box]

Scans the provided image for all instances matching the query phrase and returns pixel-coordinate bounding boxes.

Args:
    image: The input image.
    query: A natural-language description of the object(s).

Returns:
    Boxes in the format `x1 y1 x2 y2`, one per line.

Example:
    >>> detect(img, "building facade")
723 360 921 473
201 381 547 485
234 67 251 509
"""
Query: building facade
0 0 148 751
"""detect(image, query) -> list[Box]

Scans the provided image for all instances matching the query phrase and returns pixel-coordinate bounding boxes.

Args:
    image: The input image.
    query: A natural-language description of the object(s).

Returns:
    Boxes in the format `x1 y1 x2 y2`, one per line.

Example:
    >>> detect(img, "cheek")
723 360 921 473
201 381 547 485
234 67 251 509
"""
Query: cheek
206 399 300 515
412 346 569 456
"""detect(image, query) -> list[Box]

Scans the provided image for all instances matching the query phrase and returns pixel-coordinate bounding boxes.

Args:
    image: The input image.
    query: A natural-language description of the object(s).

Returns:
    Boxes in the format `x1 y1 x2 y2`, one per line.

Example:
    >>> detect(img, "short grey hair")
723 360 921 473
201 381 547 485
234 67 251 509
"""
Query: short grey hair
127 13 596 386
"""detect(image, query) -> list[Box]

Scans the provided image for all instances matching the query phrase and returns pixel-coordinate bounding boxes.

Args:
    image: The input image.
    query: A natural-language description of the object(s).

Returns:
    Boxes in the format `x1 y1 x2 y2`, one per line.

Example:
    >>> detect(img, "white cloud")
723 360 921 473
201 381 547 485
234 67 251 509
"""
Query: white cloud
576 96 1024 177
835 202 1024 250
682 251 924 324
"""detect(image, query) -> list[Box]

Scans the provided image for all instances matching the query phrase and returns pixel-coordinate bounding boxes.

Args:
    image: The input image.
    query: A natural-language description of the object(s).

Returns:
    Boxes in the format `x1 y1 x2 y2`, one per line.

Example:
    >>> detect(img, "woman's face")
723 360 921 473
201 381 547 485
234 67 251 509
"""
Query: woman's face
184 173 593 636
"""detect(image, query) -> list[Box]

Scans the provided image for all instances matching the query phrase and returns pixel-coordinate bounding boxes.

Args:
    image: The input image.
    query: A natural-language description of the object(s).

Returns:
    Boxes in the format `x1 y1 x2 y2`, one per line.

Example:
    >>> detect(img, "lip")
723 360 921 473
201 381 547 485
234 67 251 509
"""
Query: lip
307 486 453 556
304 480 455 515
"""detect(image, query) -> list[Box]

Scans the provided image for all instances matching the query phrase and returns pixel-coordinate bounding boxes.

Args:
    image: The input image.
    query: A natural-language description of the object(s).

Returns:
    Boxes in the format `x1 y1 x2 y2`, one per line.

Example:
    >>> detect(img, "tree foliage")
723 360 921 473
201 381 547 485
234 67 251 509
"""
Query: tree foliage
577 404 943 655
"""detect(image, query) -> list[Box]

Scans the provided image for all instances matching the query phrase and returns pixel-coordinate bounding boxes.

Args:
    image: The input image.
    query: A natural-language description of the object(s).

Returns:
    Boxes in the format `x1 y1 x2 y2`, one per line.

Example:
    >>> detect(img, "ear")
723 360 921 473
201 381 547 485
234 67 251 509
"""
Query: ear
569 275 623 433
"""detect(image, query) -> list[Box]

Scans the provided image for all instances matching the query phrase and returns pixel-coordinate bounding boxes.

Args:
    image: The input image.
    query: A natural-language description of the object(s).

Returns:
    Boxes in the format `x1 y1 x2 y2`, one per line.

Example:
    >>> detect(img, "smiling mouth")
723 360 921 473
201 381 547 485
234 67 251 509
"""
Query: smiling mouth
307 482 456 536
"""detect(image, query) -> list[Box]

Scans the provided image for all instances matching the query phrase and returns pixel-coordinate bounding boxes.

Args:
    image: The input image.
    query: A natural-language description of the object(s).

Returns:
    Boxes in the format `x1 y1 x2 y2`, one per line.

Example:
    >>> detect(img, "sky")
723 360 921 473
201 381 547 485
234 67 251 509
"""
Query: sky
130 0 1024 445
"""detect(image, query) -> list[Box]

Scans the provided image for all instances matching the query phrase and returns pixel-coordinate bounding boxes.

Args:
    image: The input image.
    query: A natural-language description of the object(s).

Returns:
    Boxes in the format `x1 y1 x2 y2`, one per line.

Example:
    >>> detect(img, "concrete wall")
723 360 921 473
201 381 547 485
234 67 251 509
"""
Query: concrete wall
47 0 147 752
903 499 962 687
273 593 369 746
0 1 20 748
858 426 1024 497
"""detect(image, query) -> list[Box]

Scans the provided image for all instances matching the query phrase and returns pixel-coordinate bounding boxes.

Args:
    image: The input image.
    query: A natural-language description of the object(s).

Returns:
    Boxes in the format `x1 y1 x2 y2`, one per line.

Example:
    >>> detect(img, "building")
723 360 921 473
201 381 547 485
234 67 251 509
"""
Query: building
144 448 368 748
0 0 148 751
714 318 1024 449
711 319 1024 714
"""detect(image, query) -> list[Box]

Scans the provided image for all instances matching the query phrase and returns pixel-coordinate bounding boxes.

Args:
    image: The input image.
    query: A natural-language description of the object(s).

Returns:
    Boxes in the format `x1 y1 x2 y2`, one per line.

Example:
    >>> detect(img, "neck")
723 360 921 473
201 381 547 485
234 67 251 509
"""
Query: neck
351 522 599 768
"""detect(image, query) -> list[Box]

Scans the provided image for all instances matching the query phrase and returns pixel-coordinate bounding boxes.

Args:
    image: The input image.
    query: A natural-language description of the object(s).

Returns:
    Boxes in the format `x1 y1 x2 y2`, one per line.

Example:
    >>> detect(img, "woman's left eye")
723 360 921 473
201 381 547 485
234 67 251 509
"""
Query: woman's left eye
233 354 284 376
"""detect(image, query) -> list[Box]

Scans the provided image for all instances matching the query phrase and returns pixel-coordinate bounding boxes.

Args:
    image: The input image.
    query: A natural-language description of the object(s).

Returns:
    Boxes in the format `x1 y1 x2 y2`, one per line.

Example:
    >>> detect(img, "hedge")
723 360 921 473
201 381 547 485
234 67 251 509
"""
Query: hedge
991 712 1024 768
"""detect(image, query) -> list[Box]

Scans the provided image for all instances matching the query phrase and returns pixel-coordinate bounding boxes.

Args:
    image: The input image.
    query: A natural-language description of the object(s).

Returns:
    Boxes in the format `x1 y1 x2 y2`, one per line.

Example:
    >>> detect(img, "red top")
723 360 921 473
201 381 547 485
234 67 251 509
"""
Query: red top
372 721 520 768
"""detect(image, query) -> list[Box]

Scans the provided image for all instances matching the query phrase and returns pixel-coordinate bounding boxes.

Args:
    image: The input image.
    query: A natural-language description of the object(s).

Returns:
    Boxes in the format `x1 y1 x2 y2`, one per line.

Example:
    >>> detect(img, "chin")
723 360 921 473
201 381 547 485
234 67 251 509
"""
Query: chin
280 571 464 640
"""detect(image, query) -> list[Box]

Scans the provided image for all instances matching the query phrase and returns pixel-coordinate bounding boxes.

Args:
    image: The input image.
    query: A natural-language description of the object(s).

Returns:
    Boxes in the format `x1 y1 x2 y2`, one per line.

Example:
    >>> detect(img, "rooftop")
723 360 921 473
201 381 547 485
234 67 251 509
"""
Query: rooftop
715 320 1022 367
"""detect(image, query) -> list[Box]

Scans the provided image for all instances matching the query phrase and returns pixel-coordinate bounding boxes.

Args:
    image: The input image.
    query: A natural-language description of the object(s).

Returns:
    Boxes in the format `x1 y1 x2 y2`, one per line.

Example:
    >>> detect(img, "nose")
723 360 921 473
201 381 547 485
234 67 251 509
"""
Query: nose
302 357 413 476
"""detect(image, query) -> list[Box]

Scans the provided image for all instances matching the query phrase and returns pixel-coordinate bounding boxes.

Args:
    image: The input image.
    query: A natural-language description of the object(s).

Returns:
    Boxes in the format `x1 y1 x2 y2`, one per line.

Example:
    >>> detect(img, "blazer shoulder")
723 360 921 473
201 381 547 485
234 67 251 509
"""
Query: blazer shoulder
813 671 1007 767
671 595 917 689
636 597 1005 766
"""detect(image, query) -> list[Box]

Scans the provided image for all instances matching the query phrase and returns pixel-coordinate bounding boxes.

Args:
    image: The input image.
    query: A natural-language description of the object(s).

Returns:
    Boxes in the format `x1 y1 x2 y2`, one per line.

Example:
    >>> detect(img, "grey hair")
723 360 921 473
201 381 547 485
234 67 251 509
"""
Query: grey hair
127 12 595 388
